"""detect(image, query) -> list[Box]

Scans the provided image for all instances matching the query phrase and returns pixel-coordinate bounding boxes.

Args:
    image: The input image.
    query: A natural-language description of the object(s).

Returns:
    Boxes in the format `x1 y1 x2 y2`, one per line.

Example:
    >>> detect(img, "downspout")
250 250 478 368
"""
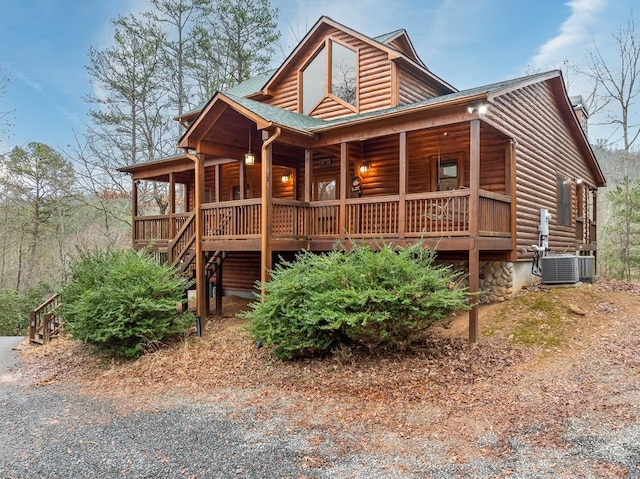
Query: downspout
260 127 282 295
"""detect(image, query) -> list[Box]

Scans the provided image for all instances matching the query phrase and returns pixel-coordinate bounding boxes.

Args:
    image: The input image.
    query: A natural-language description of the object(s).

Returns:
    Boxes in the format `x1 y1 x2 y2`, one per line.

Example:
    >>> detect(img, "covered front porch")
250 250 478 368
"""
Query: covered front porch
122 106 517 341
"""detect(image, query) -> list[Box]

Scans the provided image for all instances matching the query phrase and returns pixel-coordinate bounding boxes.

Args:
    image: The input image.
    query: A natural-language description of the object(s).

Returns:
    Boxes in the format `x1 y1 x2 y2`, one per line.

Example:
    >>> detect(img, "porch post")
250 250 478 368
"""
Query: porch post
305 149 312 239
193 152 208 329
507 139 517 260
339 142 348 239
214 164 221 202
169 172 176 238
399 132 407 240
215 256 223 316
304 149 312 202
131 179 139 248
468 119 481 343
239 160 246 200
261 128 281 293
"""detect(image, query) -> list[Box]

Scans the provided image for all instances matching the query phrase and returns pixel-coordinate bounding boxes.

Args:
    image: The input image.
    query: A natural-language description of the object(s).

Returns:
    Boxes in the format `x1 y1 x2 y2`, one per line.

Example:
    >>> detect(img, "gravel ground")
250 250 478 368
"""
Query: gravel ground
3 282 640 479
2 371 639 478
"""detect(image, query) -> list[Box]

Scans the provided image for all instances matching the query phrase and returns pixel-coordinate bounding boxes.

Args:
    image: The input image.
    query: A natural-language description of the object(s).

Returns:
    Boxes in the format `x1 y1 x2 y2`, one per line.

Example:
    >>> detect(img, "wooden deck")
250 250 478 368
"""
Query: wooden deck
133 189 512 252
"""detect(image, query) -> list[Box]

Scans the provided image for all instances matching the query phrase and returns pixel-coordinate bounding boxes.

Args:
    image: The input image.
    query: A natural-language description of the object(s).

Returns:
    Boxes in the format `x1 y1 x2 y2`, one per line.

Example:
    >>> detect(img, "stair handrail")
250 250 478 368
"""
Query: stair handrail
29 293 62 344
169 210 197 266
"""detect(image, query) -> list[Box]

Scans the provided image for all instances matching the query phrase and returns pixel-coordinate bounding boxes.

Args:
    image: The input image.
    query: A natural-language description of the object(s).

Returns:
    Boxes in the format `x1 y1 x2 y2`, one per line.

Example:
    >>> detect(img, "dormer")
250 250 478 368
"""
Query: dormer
248 16 456 120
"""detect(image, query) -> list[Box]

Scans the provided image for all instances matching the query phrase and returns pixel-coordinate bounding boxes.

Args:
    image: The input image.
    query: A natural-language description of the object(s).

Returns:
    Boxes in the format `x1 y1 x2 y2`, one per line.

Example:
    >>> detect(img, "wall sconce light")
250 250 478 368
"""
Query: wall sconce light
467 104 488 115
359 161 371 174
575 177 583 185
281 173 291 183
244 128 255 165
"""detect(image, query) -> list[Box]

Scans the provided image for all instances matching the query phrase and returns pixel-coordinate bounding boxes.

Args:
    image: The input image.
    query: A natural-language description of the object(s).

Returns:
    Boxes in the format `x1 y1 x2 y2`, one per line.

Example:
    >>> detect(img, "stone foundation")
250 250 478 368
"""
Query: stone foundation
438 260 515 304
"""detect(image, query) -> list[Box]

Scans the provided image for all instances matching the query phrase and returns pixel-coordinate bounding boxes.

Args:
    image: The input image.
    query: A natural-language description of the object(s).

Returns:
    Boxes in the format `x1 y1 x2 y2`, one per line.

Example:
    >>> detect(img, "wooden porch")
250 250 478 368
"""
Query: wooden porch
133 188 513 253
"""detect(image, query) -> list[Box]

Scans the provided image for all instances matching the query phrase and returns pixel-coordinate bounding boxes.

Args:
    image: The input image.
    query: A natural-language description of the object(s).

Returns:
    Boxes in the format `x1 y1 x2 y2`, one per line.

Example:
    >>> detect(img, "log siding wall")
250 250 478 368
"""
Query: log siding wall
398 65 441 105
486 81 598 259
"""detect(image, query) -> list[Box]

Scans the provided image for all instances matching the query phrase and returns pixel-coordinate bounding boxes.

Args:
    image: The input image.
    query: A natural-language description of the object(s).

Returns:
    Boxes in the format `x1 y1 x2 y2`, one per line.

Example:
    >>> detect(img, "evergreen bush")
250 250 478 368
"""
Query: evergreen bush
246 242 469 359
61 248 193 358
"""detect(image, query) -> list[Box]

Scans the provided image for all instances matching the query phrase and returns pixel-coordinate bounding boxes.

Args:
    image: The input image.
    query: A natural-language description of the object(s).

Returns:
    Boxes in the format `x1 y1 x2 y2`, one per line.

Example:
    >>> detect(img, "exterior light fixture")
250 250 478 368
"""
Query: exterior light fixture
281 172 291 183
576 177 583 184
359 161 371 174
244 128 255 165
468 104 488 115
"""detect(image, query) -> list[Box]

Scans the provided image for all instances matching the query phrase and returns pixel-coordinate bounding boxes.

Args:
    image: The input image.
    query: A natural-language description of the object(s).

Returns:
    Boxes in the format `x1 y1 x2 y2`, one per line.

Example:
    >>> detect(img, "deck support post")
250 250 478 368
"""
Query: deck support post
399 132 407 240
215 257 223 316
131 179 139 247
468 119 481 343
507 139 518 261
169 172 176 238
185 149 208 331
261 128 281 294
339 142 348 240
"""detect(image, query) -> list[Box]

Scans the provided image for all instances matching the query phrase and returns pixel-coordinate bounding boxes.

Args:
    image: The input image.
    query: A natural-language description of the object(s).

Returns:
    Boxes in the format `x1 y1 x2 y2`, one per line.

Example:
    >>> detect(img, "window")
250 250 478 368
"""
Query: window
331 42 357 106
301 40 357 114
557 176 571 226
316 178 337 201
302 47 326 114
437 160 458 191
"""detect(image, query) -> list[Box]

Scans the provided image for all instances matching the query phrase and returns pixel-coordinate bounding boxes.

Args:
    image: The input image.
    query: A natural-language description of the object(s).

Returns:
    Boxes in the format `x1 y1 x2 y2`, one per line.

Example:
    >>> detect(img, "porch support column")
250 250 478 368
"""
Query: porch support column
189 150 208 331
131 179 139 248
239 160 246 200
304 149 312 239
261 128 281 294
339 142 348 239
507 139 517 260
195 153 209 327
215 256 223 316
468 119 481 343
304 149 312 202
398 132 407 240
214 164 221 202
169 172 176 238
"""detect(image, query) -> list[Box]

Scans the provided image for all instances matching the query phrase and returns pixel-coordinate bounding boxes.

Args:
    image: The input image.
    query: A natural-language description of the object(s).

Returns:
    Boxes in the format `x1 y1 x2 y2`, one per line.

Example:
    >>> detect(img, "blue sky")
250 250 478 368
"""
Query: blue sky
0 0 635 154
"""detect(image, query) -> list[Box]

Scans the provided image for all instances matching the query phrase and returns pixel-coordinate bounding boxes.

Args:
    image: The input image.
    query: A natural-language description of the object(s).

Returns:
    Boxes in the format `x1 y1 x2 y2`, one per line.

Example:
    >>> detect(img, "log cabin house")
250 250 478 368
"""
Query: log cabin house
119 16 606 341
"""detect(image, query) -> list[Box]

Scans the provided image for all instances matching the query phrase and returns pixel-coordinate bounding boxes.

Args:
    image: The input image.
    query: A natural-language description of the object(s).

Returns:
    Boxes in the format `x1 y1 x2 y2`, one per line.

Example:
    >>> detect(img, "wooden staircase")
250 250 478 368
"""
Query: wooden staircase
29 294 62 345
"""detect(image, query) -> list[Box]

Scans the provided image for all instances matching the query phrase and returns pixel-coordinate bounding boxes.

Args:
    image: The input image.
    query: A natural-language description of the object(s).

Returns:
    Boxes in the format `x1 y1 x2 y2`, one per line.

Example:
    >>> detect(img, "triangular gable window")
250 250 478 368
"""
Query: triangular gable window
301 40 357 115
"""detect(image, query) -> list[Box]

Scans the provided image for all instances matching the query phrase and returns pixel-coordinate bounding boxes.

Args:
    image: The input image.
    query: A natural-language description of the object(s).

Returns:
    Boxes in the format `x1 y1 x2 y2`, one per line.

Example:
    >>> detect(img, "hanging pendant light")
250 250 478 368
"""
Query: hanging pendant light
244 128 255 165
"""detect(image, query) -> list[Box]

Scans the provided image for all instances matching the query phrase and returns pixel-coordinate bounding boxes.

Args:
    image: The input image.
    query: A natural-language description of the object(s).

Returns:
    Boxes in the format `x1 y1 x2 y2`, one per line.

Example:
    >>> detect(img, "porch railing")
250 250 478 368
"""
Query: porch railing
134 190 512 244
133 212 191 247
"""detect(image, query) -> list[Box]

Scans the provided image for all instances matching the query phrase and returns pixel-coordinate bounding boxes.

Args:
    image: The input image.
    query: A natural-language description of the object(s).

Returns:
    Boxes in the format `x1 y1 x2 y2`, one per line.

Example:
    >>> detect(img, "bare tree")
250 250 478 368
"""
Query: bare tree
580 10 640 280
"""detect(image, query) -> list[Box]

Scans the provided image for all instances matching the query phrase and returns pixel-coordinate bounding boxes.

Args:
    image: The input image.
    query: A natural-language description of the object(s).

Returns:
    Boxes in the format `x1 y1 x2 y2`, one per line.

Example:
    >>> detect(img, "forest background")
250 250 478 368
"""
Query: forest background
0 0 638 335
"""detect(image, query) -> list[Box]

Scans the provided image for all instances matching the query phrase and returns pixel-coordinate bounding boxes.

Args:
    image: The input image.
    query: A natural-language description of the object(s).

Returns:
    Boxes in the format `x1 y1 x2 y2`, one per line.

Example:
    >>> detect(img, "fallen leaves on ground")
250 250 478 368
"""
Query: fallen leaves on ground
19 280 640 464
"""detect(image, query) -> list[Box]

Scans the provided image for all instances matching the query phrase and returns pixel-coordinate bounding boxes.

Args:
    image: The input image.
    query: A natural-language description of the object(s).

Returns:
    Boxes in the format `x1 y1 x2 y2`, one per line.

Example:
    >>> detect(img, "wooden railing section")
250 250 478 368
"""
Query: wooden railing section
169 211 196 267
203 199 261 240
29 294 62 345
406 190 470 237
478 191 512 236
134 190 513 245
134 212 191 248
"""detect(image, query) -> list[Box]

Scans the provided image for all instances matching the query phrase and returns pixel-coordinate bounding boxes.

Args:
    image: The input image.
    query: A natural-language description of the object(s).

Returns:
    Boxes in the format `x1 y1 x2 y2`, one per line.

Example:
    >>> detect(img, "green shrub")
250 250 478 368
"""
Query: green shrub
246 242 469 359
61 248 194 358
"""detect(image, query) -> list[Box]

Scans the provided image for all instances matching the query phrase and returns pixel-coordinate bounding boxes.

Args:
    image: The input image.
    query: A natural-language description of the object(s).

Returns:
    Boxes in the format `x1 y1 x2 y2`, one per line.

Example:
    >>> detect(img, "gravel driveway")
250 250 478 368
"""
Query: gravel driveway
2 287 640 479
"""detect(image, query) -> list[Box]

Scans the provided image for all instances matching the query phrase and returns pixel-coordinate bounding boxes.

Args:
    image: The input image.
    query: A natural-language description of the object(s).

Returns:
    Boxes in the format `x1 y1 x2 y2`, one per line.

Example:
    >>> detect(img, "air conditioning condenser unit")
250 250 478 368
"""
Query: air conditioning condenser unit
541 255 579 284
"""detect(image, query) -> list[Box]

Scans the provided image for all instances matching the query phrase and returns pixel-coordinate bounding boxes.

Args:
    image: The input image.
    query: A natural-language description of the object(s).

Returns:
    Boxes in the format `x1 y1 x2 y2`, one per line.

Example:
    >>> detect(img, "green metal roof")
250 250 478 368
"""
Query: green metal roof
373 29 405 44
224 70 275 97
225 93 325 132
220 71 557 134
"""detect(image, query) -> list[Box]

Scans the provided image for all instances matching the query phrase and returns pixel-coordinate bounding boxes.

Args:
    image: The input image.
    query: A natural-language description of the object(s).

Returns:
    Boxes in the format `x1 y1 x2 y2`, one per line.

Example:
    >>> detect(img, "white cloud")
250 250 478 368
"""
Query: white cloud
531 0 605 69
